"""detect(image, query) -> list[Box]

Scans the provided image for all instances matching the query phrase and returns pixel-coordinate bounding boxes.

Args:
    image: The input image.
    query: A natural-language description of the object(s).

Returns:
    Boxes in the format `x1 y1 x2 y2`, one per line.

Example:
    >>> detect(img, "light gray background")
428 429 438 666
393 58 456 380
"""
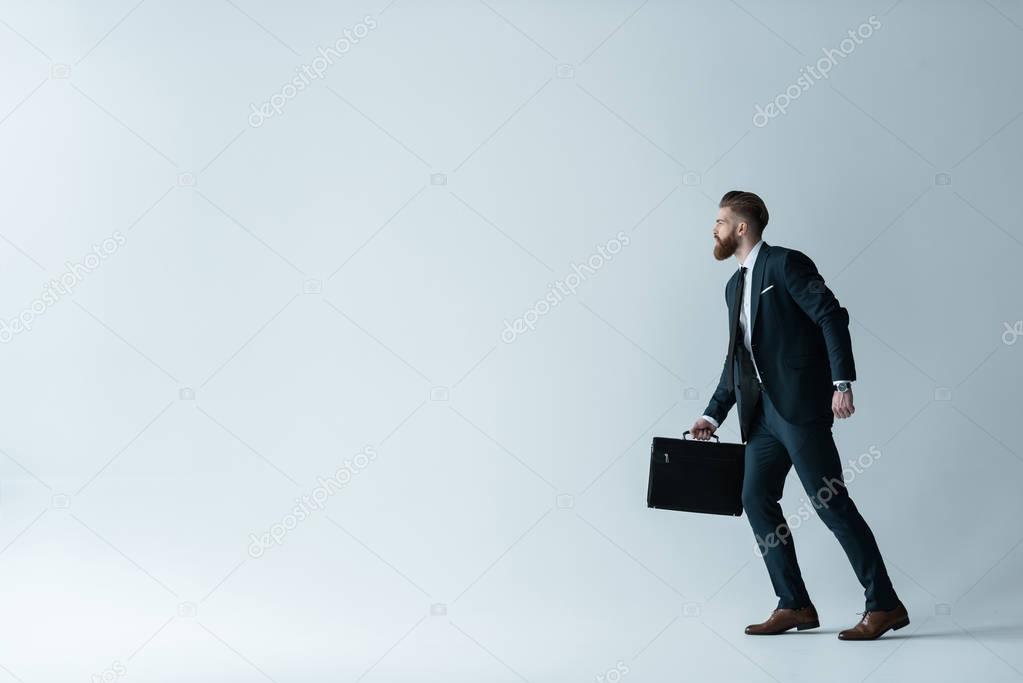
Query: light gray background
1 0 1022 681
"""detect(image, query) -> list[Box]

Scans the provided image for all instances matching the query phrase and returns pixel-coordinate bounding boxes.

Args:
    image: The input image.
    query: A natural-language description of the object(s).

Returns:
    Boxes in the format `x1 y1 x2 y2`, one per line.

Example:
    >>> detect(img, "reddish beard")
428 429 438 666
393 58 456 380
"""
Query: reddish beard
714 232 738 260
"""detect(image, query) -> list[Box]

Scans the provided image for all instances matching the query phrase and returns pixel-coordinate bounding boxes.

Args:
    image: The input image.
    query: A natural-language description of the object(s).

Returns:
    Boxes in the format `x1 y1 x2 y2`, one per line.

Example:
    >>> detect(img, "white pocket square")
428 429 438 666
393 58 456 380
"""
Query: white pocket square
760 284 774 294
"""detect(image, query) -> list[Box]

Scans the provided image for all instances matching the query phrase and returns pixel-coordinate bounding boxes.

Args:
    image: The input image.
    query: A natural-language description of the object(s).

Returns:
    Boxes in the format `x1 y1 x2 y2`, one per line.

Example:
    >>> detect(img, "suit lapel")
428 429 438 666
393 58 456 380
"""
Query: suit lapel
749 242 769 336
727 267 742 319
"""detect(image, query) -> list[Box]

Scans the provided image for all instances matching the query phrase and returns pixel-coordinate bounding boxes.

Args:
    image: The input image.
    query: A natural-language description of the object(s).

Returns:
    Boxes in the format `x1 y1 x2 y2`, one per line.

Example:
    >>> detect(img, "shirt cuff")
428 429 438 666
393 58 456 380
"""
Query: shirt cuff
833 380 852 386
701 414 720 429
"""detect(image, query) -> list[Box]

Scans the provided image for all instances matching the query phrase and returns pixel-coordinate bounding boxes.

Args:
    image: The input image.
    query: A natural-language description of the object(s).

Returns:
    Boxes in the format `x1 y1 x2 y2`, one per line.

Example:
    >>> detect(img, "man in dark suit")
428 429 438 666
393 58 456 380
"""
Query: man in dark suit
689 191 909 640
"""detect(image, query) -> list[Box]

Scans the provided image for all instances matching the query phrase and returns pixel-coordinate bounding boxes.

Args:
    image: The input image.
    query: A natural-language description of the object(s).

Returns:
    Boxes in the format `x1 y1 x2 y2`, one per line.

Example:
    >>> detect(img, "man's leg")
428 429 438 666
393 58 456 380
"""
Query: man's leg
766 403 900 612
742 401 813 609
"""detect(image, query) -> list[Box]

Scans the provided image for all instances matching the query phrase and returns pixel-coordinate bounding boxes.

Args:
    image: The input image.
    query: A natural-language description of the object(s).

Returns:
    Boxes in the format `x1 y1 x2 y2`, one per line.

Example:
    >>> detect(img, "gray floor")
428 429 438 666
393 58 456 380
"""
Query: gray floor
1 0 1022 680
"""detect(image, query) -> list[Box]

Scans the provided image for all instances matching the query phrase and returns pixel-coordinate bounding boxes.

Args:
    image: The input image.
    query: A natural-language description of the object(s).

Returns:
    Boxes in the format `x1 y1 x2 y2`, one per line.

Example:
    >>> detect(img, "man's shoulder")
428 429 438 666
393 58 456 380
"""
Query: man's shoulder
763 243 811 270
764 243 796 259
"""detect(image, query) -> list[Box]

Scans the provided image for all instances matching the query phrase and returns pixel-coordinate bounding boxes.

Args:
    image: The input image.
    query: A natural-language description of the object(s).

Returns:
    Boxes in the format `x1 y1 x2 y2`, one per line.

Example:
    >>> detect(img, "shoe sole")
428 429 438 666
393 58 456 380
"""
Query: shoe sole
839 616 910 641
746 620 820 635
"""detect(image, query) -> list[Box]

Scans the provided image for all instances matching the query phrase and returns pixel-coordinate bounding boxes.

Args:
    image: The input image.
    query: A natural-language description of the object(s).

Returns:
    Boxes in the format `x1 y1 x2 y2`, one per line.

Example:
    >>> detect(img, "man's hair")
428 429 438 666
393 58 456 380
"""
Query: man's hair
719 190 769 233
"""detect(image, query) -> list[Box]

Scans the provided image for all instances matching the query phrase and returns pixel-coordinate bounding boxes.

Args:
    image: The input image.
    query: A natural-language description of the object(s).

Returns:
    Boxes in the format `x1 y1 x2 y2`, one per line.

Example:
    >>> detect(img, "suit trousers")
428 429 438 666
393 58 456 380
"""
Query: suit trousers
742 382 900 612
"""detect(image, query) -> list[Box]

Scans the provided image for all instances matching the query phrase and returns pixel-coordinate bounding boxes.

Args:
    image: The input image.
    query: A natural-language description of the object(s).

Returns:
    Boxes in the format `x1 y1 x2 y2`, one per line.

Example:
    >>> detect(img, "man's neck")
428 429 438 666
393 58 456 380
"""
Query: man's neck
734 238 760 266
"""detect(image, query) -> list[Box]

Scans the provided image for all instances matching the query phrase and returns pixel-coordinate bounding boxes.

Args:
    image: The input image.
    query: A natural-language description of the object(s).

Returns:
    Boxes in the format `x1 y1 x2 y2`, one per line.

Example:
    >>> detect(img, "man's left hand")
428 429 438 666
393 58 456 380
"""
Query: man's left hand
833 387 855 419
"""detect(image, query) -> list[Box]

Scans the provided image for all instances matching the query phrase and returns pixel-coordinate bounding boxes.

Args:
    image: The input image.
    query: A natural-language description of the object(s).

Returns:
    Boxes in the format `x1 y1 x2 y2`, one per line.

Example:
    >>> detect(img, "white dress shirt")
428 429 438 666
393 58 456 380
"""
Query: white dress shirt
700 239 849 430
739 239 766 384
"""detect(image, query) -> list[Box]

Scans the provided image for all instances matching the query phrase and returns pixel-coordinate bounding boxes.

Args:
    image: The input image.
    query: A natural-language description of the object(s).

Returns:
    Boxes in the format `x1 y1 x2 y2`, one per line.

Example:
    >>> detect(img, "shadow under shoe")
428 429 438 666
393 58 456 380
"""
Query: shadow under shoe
745 605 820 635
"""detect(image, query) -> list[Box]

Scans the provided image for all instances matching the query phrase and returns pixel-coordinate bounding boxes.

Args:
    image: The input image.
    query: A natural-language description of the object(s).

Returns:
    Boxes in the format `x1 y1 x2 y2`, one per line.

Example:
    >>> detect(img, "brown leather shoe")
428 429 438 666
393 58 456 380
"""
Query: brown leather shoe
838 603 910 640
745 605 820 635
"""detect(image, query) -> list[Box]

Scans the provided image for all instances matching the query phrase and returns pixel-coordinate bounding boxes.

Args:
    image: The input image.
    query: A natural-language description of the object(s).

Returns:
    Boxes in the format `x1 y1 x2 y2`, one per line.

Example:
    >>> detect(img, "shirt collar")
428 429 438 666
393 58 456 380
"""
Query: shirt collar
741 239 765 270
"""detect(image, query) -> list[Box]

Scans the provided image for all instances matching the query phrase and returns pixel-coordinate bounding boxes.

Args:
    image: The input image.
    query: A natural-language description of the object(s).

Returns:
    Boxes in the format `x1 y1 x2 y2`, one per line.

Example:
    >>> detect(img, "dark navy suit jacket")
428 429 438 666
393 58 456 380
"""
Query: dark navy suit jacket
702 242 856 431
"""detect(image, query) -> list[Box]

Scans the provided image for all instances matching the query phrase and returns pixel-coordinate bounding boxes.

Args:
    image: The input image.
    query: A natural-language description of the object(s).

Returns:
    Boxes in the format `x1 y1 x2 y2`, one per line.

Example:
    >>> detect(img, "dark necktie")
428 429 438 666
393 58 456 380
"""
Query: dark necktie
725 266 747 388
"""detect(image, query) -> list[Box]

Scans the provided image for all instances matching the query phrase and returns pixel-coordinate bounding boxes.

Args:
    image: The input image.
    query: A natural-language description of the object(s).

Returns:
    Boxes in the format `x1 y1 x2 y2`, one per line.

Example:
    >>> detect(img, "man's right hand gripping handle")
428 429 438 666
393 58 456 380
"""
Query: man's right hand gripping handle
689 416 718 440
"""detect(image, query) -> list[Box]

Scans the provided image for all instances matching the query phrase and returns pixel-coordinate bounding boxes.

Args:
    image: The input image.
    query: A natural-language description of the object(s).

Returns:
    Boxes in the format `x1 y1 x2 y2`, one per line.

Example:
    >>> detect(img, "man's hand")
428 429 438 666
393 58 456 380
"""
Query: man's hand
833 387 855 419
690 417 718 440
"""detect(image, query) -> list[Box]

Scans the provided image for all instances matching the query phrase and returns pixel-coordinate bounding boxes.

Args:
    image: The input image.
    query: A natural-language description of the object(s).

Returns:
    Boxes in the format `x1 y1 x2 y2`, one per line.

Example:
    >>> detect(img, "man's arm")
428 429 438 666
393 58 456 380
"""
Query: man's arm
701 283 737 426
702 352 735 426
783 250 856 381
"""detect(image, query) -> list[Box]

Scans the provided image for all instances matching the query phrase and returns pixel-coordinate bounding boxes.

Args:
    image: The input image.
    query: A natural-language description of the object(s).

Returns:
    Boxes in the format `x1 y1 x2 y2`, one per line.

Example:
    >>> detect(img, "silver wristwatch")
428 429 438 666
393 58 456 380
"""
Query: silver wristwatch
835 381 852 393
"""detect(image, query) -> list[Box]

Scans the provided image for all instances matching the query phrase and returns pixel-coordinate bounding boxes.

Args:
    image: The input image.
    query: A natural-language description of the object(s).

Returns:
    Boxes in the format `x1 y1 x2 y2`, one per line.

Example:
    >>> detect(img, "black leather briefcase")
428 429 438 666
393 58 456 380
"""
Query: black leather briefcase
647 432 745 516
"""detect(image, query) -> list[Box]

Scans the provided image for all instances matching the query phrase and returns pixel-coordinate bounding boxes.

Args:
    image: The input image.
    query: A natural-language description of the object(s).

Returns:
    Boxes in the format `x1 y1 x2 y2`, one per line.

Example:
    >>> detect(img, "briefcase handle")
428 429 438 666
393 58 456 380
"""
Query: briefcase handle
682 430 719 442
